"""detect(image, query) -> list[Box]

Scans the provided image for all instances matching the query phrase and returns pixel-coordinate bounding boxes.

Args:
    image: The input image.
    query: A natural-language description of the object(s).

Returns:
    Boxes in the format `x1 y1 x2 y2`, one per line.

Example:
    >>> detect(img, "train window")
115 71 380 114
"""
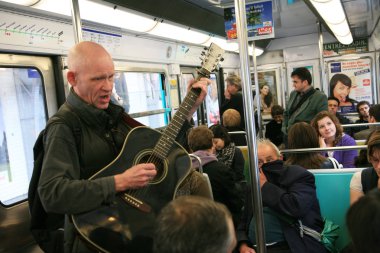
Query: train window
180 73 198 125
113 72 168 128
205 74 220 126
0 67 46 206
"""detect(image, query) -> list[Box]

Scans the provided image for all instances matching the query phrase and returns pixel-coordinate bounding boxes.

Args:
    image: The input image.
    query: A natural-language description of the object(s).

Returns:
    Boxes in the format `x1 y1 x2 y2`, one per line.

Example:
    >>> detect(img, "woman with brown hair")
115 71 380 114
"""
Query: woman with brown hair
285 122 336 169
311 111 357 168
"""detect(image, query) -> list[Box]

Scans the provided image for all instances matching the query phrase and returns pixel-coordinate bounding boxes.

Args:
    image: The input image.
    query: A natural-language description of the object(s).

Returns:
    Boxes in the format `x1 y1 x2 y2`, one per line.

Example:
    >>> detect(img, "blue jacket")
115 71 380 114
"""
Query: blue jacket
237 160 328 253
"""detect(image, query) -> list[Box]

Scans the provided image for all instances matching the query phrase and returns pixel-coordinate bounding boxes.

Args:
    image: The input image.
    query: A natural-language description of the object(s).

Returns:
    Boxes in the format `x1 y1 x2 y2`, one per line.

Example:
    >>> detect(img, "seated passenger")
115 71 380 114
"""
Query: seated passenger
352 101 370 134
311 111 357 168
175 168 213 199
346 189 380 253
236 139 327 253
222 108 247 146
153 196 237 253
285 122 339 169
209 124 245 184
265 104 284 147
188 126 243 226
350 130 380 205
354 104 380 140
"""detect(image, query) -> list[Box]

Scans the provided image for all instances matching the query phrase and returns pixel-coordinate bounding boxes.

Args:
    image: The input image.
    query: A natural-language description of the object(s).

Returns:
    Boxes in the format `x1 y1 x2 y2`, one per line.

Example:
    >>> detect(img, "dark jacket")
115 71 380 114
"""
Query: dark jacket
237 160 327 253
221 91 245 129
265 120 284 146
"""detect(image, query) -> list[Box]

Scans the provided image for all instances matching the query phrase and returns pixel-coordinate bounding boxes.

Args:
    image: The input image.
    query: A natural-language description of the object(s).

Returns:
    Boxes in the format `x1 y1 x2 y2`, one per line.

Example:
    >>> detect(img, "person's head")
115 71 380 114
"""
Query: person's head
67 41 115 110
346 189 380 253
311 111 343 145
271 105 284 124
209 124 231 150
357 101 370 120
257 138 282 168
188 126 214 152
225 73 241 95
369 104 380 123
366 130 380 176
222 109 241 128
259 83 273 107
330 73 352 104
154 196 236 253
286 122 327 169
288 122 320 149
327 96 340 115
291 67 312 93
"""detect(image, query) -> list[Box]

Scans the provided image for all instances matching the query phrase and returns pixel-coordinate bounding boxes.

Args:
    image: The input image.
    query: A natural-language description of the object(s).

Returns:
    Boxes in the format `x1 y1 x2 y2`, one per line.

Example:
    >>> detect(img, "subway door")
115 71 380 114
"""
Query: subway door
0 54 57 253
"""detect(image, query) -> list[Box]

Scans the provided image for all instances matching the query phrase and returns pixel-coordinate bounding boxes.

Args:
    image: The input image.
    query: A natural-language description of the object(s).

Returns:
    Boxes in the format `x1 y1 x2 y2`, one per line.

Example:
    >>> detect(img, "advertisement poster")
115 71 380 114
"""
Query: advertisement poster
224 0 274 41
323 38 368 57
328 58 372 113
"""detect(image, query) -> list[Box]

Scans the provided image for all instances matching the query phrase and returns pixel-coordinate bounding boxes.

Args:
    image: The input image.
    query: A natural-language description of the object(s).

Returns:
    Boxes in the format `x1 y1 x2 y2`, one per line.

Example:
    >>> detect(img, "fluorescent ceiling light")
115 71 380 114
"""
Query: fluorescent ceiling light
149 22 211 44
1 0 39 5
309 0 353 45
310 0 345 24
80 1 158 33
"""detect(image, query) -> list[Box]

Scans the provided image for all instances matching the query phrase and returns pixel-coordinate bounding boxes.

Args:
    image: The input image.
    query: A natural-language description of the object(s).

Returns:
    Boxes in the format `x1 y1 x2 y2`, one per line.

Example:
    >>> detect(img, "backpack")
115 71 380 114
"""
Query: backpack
28 105 81 253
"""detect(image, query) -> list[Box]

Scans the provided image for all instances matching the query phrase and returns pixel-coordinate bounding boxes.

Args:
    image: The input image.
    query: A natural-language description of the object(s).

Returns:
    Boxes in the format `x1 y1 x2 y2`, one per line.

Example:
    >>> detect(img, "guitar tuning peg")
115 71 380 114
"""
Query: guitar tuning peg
220 57 224 62
204 47 208 50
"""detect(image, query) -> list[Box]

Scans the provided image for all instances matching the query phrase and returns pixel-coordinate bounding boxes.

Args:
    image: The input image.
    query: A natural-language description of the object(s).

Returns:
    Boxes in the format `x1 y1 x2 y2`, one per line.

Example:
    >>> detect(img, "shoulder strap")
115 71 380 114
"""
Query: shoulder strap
361 168 378 194
122 112 143 128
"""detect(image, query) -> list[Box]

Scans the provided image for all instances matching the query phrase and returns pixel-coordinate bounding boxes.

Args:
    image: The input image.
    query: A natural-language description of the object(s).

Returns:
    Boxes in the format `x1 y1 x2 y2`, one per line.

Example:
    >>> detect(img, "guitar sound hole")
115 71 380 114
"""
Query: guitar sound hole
138 153 167 184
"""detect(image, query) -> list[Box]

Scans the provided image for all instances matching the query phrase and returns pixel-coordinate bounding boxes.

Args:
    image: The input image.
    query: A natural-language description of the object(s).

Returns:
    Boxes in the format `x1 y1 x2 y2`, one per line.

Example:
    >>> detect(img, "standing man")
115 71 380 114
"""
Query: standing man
37 41 210 253
282 67 327 142
220 73 245 129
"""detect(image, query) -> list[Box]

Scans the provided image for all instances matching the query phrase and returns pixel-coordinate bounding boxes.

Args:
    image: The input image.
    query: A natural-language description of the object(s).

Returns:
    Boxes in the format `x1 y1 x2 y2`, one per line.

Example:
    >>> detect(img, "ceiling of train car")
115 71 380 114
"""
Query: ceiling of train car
103 0 380 49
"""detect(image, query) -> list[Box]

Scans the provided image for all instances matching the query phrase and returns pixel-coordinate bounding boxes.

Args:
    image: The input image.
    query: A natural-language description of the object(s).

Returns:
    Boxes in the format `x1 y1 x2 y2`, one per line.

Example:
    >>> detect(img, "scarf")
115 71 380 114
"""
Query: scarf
216 142 236 168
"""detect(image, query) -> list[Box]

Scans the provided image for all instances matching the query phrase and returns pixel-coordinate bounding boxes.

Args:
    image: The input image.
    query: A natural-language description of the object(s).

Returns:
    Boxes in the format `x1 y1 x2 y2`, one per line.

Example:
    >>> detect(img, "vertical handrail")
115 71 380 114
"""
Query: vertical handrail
317 21 327 93
70 0 83 44
234 1 266 252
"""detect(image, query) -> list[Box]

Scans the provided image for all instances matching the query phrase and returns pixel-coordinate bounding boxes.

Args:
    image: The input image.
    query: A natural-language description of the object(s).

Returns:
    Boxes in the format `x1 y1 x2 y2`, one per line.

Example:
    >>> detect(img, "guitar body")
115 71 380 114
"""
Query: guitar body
72 126 191 253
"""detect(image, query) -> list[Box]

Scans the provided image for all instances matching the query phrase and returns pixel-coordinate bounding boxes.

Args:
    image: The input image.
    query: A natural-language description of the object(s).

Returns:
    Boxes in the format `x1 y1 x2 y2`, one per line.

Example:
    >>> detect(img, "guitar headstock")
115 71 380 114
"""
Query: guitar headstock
198 43 225 77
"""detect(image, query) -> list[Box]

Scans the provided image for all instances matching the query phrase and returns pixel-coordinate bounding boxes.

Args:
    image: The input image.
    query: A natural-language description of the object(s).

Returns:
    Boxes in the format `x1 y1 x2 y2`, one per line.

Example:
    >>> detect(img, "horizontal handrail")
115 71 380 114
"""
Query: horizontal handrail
280 145 367 154
342 122 380 128
228 131 246 135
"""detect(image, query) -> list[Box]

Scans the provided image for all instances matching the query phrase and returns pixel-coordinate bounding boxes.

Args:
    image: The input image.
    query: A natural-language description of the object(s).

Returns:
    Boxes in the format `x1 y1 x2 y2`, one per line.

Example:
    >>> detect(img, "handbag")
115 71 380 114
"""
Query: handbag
270 210 340 253
327 157 343 169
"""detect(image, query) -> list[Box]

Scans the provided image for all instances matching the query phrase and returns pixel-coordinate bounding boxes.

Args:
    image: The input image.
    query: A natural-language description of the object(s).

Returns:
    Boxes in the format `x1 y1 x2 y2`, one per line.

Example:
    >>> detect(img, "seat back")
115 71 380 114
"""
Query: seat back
309 168 364 250
189 154 214 200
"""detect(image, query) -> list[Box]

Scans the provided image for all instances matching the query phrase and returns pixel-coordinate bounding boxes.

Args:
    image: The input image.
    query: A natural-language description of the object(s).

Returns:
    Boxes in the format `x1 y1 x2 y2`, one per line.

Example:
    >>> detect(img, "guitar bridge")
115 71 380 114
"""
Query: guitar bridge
120 193 152 213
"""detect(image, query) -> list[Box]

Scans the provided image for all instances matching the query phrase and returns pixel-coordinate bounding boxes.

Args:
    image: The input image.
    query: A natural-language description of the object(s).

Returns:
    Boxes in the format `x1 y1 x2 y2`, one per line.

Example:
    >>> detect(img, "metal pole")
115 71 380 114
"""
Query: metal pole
234 0 266 252
317 21 327 93
70 0 83 43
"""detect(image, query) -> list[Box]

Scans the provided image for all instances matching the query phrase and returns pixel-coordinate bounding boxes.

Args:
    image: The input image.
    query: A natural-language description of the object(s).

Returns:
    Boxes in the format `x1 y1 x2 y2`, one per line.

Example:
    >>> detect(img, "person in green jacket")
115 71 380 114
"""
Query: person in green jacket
282 67 327 145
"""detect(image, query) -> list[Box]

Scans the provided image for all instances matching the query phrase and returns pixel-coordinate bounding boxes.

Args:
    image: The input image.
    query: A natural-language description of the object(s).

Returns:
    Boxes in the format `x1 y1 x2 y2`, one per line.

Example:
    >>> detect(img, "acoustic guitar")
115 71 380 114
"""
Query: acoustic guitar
72 43 224 253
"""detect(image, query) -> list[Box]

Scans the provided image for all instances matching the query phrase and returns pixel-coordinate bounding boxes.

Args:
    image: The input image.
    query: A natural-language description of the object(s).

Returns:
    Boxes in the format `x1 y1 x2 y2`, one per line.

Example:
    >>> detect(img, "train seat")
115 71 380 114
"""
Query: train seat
309 168 364 251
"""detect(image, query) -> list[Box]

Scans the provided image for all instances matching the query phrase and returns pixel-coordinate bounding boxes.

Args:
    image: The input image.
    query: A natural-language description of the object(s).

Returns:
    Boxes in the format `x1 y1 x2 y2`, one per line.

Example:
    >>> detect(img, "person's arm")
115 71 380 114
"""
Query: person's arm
349 171 364 205
338 135 357 168
315 93 328 114
236 186 255 253
261 167 316 218
233 147 245 182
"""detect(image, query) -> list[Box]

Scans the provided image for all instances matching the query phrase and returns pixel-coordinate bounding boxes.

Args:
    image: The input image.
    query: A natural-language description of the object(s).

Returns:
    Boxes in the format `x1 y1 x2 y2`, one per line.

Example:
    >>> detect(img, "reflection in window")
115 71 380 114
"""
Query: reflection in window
205 74 220 126
0 68 45 205
112 72 168 128
180 73 198 125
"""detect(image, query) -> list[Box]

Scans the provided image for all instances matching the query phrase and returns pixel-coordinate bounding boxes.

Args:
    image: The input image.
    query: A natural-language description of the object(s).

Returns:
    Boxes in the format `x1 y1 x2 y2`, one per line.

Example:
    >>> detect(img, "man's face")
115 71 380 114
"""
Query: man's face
71 52 115 110
292 75 309 93
257 144 280 168
358 104 370 118
273 114 283 124
226 82 239 95
328 99 339 115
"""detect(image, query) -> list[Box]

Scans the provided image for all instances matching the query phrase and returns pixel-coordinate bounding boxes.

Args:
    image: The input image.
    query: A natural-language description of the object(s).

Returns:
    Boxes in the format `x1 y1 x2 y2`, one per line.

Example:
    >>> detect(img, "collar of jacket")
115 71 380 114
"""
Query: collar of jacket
66 88 124 130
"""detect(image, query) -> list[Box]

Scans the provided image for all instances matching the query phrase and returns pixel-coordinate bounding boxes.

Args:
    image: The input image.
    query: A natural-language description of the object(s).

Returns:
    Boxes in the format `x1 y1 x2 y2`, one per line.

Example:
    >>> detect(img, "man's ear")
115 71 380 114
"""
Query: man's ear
279 155 283 161
67 71 76 87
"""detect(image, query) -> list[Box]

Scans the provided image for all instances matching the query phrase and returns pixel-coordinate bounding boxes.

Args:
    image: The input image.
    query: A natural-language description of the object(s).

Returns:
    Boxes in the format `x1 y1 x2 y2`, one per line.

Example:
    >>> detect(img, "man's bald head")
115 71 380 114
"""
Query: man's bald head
68 41 113 72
